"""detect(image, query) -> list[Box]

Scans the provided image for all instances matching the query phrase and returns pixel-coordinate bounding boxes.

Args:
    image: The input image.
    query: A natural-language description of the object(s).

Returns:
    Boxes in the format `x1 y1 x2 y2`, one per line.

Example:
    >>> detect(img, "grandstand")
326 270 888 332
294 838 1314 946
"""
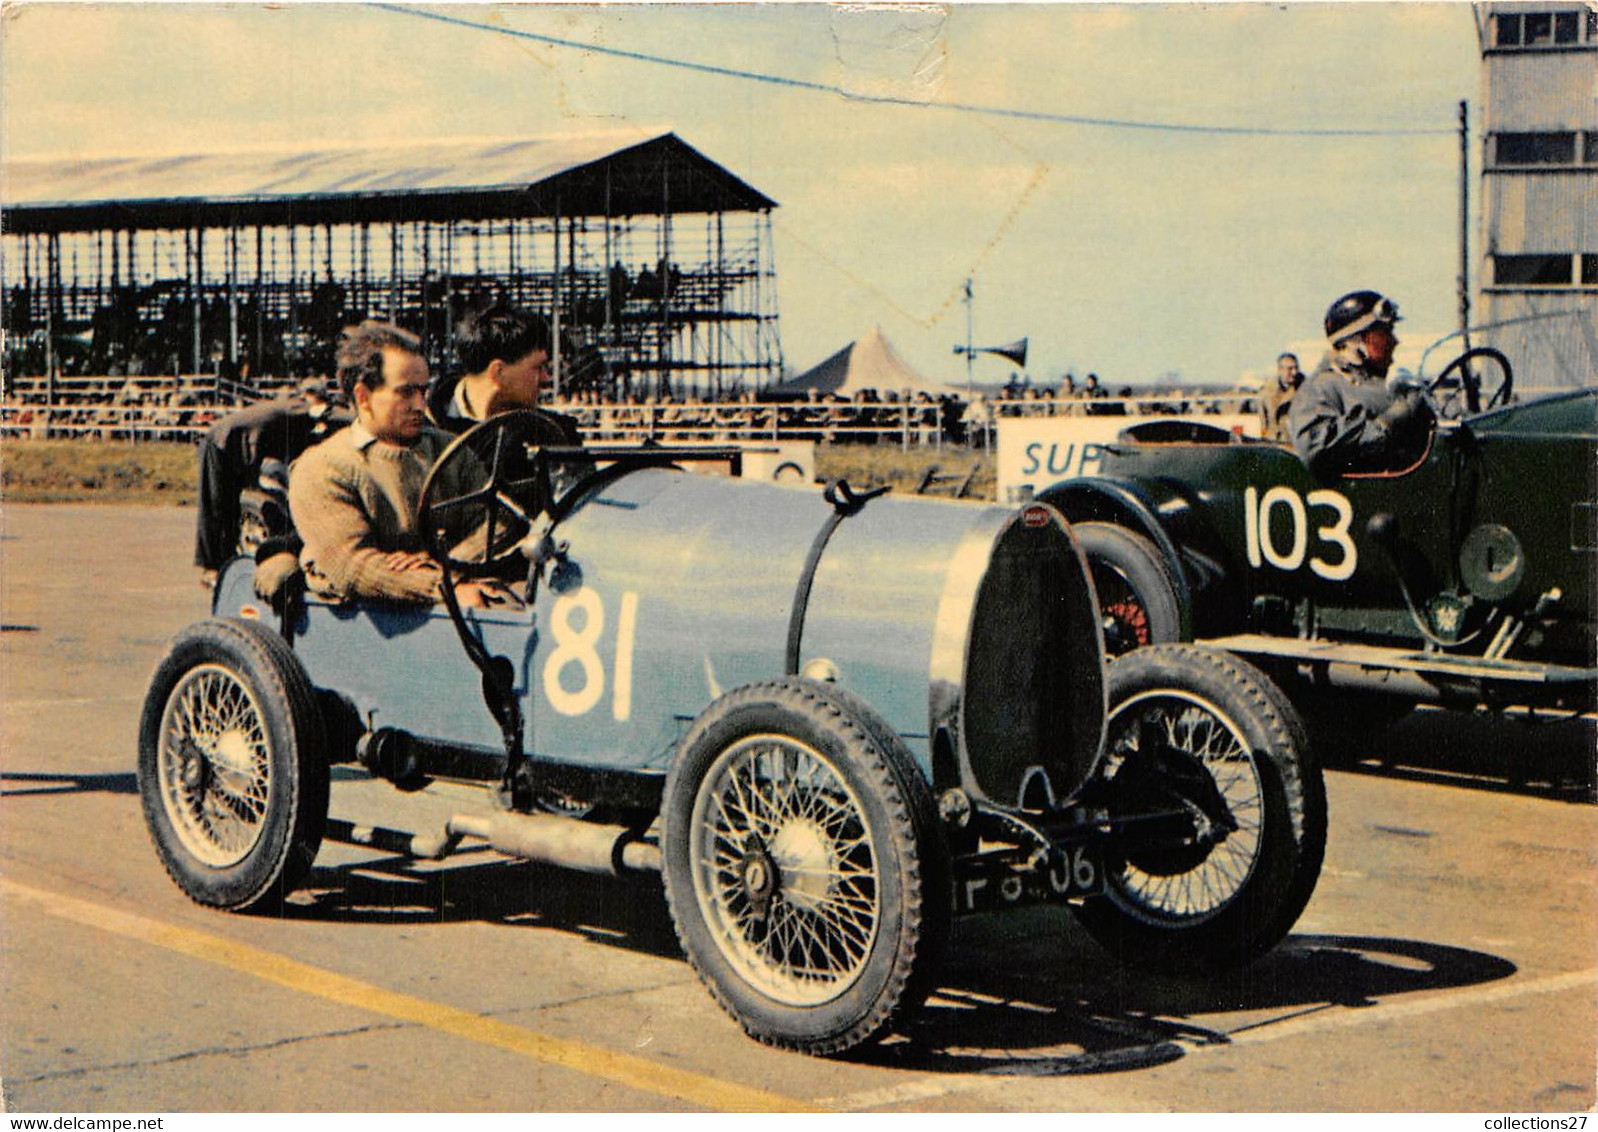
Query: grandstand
2 132 1267 450
2 130 783 401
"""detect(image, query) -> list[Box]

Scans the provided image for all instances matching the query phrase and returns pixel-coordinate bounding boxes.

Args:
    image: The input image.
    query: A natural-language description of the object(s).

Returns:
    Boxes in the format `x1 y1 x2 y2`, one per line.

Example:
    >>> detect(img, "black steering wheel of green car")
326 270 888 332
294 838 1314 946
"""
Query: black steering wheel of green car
1427 347 1514 421
417 410 567 577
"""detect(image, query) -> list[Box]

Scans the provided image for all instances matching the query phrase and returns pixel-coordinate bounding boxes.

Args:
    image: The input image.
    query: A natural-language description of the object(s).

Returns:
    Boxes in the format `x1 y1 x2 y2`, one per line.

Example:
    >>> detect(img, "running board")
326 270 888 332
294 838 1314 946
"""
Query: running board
1201 633 1598 685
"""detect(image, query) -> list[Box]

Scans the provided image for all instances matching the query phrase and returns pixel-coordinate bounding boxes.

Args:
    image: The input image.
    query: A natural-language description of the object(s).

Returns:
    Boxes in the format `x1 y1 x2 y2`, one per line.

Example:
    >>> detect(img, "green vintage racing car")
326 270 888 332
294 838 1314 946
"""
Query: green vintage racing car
1042 348 1596 751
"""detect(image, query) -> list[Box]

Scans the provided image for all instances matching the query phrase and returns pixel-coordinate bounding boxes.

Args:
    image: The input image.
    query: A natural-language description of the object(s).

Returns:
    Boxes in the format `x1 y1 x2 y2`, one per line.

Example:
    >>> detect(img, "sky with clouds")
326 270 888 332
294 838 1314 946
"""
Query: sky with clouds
2 3 1486 388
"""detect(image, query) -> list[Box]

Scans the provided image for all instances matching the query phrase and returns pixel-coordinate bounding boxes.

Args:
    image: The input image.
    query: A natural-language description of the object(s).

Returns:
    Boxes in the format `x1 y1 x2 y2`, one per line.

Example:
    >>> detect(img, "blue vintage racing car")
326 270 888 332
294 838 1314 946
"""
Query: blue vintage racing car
139 412 1326 1054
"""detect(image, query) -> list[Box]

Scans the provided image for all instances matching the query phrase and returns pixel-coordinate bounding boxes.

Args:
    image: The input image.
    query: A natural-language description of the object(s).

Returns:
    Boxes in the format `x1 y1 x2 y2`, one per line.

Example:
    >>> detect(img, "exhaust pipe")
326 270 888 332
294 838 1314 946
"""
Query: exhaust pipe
446 811 662 875
1317 663 1438 699
325 810 662 875
326 818 464 860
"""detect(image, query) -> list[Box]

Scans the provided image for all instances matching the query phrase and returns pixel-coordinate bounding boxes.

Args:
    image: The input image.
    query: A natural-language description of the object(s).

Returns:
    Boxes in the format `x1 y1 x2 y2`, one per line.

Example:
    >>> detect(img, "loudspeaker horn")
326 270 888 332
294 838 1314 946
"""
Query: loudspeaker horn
979 337 1028 368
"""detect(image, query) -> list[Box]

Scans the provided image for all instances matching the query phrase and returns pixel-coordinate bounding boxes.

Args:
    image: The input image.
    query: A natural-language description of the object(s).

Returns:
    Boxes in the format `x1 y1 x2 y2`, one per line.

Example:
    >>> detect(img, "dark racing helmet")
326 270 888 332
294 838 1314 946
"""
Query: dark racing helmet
1325 290 1401 344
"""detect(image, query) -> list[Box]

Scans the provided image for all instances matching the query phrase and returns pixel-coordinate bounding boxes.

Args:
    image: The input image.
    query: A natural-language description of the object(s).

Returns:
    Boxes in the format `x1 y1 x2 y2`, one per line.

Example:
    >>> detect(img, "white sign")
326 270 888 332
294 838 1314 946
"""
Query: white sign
996 414 1258 503
739 440 816 484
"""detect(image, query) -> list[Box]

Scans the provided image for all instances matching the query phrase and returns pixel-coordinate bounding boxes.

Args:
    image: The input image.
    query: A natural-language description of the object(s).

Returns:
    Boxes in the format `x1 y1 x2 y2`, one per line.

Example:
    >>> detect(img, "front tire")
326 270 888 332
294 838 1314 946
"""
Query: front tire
1076 522 1182 657
661 679 947 1055
1072 644 1326 973
138 618 328 912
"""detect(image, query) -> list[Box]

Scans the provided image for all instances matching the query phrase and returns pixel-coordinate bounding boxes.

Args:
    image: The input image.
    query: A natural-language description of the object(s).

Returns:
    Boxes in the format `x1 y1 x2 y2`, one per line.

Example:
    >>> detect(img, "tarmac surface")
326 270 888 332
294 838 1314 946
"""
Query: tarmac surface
2 502 1595 1113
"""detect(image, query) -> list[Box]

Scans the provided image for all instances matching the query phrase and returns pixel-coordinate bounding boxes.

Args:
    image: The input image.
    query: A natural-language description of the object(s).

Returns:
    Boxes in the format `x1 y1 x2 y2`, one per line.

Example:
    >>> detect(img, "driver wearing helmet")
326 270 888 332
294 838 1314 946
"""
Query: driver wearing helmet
1290 290 1434 477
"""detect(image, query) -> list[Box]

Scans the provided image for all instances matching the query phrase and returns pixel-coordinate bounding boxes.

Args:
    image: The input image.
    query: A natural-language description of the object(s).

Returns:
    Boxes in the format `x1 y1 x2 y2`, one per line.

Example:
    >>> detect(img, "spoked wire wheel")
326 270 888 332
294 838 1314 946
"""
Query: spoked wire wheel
1095 567 1159 655
663 678 947 1054
157 664 274 868
690 734 880 1006
1072 644 1325 973
1074 522 1181 657
139 618 328 912
1099 690 1264 925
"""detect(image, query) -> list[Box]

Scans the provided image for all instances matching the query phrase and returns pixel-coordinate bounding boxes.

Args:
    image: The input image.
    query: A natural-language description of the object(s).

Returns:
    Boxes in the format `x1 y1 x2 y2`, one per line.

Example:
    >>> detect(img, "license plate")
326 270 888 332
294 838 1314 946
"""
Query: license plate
953 843 1104 915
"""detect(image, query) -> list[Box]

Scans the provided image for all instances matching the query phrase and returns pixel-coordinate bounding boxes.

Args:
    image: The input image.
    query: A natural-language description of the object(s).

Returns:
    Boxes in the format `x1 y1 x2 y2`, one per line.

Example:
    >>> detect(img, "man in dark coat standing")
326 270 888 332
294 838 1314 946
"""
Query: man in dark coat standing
193 376 347 587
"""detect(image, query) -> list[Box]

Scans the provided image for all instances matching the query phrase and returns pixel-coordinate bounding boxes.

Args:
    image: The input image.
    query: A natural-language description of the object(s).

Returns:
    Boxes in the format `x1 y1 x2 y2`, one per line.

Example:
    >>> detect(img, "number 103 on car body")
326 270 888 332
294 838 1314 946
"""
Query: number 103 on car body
1242 485 1358 581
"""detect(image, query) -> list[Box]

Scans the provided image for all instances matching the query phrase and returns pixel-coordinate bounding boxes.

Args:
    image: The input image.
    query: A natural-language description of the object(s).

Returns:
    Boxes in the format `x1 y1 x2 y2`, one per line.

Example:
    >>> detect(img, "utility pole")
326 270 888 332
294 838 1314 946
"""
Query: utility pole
1458 99 1472 351
962 278 974 395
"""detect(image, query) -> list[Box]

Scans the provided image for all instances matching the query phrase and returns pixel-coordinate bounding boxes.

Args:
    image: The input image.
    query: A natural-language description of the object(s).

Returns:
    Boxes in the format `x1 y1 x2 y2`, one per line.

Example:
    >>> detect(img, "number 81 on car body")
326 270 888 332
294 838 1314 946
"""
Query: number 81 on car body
542 586 640 720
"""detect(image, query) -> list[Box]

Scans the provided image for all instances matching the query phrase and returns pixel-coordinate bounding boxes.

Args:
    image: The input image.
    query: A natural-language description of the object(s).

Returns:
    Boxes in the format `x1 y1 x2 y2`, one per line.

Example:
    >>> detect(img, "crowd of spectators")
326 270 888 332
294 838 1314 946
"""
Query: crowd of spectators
2 369 1258 448
551 387 967 445
550 379 1253 447
0 374 236 441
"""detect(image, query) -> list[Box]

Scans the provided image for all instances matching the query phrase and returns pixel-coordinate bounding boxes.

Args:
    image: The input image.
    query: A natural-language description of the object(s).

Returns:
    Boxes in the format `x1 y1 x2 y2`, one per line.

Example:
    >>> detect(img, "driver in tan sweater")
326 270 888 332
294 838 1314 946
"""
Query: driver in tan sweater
288 321 514 609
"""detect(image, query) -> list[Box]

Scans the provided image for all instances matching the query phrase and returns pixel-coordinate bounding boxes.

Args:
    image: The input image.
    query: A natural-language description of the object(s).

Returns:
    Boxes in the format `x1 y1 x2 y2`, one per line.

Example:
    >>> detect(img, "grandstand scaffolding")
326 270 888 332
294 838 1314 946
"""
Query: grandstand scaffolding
2 132 784 400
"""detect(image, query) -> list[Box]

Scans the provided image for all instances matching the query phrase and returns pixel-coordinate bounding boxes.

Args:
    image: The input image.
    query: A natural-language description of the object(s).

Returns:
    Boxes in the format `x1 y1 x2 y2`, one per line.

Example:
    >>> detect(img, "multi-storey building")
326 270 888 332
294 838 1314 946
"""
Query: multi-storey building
1476 3 1597 390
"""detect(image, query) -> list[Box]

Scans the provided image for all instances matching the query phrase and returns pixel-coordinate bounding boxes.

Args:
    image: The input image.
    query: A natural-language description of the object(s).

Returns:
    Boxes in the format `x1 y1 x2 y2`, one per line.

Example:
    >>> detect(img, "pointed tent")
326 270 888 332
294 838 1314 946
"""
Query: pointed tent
778 327 946 397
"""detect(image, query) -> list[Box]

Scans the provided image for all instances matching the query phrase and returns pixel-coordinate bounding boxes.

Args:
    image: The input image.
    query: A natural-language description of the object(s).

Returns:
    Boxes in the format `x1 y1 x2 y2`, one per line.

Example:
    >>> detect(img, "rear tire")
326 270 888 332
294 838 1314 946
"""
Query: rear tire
138 618 328 912
661 678 947 1054
1072 644 1326 973
1076 522 1181 657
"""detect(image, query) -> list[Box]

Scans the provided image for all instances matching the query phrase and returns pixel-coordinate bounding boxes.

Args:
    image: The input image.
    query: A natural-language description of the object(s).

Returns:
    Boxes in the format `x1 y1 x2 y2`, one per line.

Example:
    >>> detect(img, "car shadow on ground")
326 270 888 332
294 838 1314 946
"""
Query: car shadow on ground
857 911 1518 1075
0 771 139 797
1339 708 1595 802
284 852 684 957
278 848 1516 1077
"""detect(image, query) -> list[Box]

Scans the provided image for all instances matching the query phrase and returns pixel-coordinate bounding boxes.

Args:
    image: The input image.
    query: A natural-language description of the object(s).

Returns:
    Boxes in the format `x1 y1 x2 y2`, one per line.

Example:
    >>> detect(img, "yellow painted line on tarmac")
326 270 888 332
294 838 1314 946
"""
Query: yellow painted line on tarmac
2 878 821 1113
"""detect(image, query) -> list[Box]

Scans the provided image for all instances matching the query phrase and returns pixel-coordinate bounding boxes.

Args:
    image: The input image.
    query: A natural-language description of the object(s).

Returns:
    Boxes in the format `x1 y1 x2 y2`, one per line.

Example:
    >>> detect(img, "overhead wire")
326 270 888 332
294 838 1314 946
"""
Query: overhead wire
369 2 1462 362
371 3 1455 139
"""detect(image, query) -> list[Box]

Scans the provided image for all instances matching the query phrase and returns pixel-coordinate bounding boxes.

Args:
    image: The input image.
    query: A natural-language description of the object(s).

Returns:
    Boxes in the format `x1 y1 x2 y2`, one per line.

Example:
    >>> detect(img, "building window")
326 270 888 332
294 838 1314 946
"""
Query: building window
1495 254 1575 286
1493 9 1595 47
1583 255 1598 286
1586 133 1598 164
1496 132 1578 165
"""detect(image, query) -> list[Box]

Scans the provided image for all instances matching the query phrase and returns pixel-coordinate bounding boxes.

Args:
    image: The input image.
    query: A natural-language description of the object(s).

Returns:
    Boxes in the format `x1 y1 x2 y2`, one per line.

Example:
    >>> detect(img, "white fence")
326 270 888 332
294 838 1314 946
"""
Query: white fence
1 390 1260 447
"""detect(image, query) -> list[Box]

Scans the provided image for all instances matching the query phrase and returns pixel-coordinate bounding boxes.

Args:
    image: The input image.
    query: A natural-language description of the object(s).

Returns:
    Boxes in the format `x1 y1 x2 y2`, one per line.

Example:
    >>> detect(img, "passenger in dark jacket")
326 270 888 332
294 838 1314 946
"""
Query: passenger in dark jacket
428 303 581 443
427 303 590 512
194 377 348 585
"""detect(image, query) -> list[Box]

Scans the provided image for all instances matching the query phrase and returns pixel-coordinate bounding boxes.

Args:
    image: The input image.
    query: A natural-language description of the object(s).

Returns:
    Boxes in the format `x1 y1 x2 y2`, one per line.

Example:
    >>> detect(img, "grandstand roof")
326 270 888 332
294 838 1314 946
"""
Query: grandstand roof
2 130 777 234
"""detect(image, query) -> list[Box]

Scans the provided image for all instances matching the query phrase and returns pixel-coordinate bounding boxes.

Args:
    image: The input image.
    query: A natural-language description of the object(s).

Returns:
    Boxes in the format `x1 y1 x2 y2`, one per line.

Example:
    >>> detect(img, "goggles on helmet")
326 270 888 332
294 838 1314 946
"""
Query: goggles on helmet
1330 296 1402 344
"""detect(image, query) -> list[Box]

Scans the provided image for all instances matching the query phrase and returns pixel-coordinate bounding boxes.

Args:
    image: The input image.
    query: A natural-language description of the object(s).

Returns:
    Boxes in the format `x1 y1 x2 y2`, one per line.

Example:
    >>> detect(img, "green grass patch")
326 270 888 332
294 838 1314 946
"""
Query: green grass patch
0 437 993 506
1 439 198 505
815 442 994 500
